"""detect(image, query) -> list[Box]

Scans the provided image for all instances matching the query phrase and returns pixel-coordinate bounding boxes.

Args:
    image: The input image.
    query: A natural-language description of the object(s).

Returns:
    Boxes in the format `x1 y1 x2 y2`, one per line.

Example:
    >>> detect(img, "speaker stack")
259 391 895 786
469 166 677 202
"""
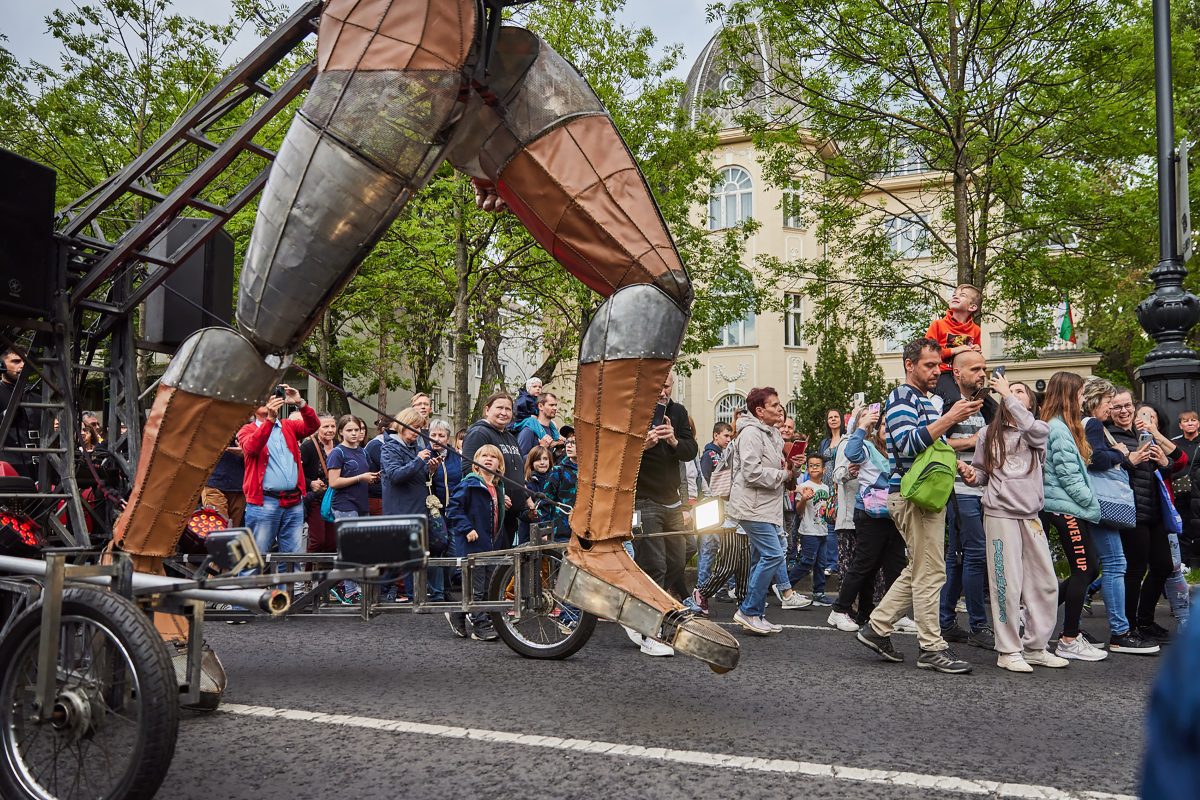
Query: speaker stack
143 218 234 347
0 149 56 320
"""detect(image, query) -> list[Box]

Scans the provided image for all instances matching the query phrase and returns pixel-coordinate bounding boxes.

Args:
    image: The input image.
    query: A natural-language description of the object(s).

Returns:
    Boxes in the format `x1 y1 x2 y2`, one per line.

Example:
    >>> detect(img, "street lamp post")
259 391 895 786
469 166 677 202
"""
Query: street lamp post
1135 0 1200 434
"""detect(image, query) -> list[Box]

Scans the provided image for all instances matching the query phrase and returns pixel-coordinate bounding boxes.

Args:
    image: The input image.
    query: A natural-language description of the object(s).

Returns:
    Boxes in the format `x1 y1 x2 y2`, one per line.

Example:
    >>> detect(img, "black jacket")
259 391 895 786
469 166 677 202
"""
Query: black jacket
462 419 526 538
0 375 38 470
637 398 698 506
1106 422 1184 524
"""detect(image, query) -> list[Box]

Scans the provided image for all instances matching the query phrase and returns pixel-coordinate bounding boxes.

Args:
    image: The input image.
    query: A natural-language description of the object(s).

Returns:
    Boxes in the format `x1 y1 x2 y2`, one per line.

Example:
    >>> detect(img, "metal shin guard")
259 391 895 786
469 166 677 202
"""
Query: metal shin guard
555 551 740 673
237 0 474 353
113 328 280 560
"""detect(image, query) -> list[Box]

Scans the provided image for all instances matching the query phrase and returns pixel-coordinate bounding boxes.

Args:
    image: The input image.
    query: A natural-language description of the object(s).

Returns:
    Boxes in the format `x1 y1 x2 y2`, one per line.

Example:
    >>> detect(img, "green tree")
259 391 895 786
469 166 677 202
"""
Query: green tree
715 0 1166 357
793 327 891 442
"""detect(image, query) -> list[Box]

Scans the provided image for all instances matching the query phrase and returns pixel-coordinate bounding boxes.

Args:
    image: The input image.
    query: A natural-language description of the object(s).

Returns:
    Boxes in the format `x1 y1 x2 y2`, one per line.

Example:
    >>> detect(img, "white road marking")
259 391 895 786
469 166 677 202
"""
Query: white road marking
712 620 919 635
219 702 1133 800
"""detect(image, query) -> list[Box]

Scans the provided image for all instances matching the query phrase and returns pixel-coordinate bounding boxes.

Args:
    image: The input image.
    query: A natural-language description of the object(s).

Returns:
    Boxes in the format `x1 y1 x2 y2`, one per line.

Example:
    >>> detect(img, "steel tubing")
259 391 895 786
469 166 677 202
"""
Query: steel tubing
0 555 290 615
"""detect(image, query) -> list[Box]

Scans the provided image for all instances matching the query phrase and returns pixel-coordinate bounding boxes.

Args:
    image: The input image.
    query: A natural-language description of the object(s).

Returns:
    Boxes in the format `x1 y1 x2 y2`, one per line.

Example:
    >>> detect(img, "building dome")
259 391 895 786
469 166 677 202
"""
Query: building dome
682 24 780 130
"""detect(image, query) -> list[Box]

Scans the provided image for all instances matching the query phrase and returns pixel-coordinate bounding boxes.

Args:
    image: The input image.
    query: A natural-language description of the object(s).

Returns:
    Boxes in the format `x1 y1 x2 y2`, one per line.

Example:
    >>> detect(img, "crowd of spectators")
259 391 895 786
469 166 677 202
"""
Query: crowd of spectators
2 281 1195 667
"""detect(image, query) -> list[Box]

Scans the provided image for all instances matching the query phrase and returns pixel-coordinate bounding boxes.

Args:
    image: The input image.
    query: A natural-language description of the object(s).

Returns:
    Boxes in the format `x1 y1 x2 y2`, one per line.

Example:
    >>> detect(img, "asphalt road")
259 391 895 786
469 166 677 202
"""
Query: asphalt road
159 596 1166 800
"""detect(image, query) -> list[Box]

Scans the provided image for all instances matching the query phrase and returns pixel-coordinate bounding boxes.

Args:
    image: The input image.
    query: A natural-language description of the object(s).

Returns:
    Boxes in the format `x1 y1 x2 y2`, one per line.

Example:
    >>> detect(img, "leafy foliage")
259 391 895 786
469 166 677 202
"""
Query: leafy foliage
792 327 891 442
714 0 1188 372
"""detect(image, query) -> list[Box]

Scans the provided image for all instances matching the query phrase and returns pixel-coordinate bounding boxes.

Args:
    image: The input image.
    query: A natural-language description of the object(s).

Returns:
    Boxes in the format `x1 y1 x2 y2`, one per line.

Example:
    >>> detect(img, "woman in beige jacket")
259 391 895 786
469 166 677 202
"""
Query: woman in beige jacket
727 387 801 635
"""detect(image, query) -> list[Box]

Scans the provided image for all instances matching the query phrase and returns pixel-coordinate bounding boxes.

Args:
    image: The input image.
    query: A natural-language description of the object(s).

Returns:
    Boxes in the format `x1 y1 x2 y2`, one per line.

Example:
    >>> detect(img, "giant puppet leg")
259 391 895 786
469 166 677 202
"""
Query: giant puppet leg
111 0 478 701
114 0 475 580
446 28 738 672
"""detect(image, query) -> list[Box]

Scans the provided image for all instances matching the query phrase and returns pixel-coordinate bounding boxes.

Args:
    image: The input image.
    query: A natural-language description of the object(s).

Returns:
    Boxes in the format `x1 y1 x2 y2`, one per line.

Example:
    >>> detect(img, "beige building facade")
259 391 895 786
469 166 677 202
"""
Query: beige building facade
674 32 1100 440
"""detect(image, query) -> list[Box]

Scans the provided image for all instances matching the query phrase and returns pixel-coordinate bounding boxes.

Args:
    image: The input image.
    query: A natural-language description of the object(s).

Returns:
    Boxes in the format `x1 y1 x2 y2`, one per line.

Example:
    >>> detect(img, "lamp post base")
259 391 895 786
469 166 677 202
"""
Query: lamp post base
1136 358 1200 436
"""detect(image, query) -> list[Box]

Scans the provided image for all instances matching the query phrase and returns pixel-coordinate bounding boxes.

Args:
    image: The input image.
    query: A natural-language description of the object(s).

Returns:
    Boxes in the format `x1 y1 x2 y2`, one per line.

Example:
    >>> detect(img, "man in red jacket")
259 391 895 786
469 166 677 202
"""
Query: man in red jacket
237 384 319 574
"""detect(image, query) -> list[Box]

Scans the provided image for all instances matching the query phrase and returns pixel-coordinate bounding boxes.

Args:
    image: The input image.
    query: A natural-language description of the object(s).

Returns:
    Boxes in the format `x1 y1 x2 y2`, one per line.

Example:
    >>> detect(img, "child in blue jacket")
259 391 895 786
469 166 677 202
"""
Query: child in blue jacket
447 444 506 641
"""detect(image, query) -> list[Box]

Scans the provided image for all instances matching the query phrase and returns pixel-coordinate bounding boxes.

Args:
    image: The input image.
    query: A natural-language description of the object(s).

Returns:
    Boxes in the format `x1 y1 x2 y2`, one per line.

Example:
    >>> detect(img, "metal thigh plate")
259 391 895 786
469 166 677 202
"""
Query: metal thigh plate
578 284 688 365
161 328 282 405
237 114 412 353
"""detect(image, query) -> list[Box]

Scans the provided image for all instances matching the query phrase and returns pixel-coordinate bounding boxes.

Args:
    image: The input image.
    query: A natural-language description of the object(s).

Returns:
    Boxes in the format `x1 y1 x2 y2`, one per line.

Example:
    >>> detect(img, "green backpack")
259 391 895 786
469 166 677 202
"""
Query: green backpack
900 439 958 512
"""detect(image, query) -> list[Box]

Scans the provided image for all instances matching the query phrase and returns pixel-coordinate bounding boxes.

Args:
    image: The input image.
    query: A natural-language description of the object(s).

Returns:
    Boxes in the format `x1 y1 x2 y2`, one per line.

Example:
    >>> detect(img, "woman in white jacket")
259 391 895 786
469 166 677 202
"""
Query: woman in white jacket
727 387 802 635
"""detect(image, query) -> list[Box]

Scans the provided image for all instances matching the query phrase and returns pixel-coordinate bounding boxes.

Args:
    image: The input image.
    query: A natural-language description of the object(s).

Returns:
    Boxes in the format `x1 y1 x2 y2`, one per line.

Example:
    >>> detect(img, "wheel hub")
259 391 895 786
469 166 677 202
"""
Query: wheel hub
49 689 93 740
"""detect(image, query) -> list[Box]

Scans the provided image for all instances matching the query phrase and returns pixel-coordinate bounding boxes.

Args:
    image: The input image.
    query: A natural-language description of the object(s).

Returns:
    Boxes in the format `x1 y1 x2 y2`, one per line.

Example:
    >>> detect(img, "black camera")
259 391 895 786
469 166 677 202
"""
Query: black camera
272 385 287 400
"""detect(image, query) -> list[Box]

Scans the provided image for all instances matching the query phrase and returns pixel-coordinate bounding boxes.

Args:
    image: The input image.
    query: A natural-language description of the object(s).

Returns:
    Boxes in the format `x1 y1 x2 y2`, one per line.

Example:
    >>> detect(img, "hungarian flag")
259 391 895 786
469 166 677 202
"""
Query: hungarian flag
1055 297 1076 344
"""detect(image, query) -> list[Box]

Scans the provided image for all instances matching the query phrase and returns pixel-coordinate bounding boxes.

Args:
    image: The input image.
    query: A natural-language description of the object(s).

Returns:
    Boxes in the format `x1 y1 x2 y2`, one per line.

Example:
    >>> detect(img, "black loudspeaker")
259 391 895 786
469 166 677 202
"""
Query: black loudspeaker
0 150 56 318
143 218 234 346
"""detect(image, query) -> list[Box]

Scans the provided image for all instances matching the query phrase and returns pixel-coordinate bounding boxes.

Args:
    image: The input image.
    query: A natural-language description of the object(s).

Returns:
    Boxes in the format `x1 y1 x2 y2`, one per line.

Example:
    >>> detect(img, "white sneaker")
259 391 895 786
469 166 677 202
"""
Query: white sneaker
640 637 674 657
733 609 779 635
1055 636 1108 662
781 592 813 609
827 610 859 631
771 584 784 602
761 615 784 633
1023 648 1071 668
997 653 1033 673
894 616 918 634
622 625 644 647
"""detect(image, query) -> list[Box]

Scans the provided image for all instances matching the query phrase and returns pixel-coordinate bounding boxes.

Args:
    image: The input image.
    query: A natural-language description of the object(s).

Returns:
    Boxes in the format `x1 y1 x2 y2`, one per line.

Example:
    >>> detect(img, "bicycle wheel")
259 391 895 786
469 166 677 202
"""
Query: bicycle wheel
0 587 179 800
489 553 596 659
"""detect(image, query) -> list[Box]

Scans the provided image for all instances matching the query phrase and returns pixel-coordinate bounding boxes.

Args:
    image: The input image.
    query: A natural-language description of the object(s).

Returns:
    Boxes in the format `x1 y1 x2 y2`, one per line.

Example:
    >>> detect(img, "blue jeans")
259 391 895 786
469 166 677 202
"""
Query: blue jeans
696 533 720 589
940 494 988 632
739 520 785 617
245 496 305 575
773 532 793 591
1166 533 1191 625
796 533 831 593
1090 523 1130 635
825 521 839 572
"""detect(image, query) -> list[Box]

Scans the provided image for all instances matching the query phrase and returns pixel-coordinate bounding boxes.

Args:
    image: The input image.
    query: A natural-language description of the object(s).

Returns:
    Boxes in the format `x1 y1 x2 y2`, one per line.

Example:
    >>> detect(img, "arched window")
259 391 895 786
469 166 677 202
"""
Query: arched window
786 399 802 421
715 393 745 425
709 167 753 230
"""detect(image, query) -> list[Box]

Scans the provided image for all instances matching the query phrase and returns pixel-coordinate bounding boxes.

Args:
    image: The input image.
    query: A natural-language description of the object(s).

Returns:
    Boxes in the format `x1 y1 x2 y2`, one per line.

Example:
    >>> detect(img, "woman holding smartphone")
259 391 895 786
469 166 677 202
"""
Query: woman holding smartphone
1106 390 1183 644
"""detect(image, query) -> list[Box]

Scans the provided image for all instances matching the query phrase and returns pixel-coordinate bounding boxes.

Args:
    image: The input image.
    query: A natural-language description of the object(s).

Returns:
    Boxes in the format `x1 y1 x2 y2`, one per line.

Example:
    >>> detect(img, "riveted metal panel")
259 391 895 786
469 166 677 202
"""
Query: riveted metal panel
578 284 687 364
161 328 282 404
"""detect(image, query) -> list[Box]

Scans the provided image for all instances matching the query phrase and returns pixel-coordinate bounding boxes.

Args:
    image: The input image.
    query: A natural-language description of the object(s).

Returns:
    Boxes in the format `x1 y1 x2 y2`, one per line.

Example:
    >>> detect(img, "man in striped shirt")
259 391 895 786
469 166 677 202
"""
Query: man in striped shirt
856 337 982 674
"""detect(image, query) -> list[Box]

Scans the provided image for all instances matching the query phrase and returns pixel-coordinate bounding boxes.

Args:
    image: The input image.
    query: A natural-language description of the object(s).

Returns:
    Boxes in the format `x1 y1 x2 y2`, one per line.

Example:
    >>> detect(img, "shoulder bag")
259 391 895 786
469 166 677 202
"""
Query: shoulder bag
320 444 342 523
895 387 957 512
708 436 737 500
1085 419 1136 530
1155 471 1184 535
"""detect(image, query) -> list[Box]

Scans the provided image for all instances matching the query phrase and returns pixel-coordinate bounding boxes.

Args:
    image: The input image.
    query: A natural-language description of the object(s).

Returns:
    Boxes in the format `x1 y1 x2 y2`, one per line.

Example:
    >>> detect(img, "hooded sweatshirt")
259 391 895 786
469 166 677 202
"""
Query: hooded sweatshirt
461 418 526 531
969 394 1050 519
925 311 981 371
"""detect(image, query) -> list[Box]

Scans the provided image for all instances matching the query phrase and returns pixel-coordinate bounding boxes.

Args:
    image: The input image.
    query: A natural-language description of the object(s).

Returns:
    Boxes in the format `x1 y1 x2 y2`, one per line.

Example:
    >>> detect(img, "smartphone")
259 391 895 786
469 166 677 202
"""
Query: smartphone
992 365 1006 378
1138 431 1154 448
851 391 866 408
650 401 667 428
869 402 881 415
785 439 808 461
970 384 990 401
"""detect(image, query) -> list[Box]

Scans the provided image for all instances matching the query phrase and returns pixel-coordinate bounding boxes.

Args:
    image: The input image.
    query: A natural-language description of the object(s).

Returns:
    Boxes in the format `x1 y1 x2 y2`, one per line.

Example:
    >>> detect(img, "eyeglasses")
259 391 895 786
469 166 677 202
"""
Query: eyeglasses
1110 403 1135 412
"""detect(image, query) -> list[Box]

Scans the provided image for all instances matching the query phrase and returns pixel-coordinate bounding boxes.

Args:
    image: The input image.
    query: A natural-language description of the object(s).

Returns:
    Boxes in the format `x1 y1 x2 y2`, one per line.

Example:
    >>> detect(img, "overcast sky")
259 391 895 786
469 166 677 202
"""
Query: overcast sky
1 1 719 80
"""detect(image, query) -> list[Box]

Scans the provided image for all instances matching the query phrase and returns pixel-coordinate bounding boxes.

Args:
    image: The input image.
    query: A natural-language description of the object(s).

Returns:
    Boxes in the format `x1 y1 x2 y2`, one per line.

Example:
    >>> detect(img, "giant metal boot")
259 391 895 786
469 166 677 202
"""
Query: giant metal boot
446 27 739 672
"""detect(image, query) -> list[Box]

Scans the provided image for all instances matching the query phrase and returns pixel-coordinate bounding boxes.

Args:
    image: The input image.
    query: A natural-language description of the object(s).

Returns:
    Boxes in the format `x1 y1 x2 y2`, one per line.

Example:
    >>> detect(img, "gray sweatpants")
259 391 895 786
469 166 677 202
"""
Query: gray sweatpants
983 515 1058 656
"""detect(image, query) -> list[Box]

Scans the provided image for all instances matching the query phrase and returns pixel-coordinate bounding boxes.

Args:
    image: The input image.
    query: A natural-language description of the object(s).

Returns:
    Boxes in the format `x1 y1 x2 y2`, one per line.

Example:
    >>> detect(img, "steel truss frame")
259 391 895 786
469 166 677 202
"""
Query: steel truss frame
1 2 322 545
